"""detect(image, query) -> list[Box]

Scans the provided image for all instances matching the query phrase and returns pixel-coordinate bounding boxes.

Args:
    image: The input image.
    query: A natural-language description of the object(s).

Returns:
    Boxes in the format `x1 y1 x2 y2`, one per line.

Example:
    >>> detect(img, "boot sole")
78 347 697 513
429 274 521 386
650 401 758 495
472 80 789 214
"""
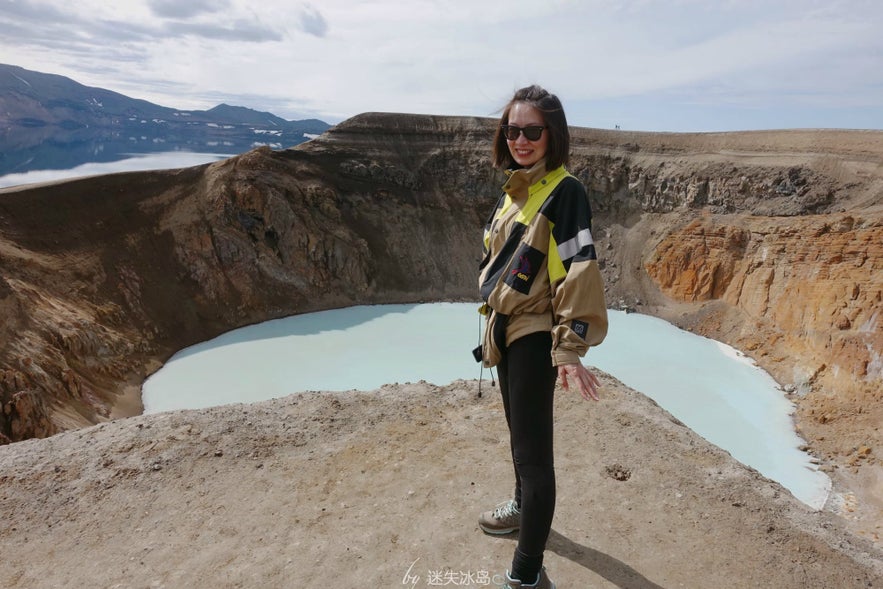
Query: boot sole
478 523 519 535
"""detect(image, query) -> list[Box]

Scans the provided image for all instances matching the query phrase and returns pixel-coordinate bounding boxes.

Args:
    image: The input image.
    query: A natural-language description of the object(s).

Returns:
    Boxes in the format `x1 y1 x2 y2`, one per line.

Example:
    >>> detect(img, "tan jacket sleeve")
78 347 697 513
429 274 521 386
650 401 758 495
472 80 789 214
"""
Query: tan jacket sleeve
543 177 608 366
550 259 608 366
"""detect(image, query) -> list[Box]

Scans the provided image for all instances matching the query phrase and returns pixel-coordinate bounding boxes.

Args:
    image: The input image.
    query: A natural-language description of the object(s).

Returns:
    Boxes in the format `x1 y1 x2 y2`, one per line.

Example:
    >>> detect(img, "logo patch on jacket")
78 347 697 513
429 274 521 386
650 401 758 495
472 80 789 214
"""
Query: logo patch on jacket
504 244 544 294
571 320 588 339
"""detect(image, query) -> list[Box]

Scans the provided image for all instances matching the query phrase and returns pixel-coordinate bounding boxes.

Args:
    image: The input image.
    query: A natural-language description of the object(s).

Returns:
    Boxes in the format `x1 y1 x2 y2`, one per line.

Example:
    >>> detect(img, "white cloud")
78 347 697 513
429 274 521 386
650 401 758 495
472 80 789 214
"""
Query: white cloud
298 4 328 38
147 0 230 19
1 0 882 130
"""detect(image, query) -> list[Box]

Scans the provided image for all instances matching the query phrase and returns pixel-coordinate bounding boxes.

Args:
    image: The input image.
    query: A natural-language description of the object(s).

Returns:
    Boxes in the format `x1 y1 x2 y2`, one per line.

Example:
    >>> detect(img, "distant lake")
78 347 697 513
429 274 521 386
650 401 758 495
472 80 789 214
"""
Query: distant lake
0 151 234 189
0 128 320 189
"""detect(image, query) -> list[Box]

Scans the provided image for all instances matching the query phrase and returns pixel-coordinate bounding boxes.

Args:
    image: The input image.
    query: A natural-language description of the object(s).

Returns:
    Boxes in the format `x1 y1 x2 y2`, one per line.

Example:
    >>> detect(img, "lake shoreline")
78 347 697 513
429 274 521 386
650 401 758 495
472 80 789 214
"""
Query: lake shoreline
142 303 831 509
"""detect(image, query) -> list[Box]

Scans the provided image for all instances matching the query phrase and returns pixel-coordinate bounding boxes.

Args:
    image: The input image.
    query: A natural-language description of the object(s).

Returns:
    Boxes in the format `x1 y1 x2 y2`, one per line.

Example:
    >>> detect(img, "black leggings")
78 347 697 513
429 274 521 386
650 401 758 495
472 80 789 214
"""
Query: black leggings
494 323 557 562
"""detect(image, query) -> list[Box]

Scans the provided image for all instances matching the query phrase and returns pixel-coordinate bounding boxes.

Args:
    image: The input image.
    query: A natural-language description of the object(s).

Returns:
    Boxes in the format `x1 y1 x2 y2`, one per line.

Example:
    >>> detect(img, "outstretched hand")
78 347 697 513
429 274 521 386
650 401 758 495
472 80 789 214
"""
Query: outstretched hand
558 362 601 401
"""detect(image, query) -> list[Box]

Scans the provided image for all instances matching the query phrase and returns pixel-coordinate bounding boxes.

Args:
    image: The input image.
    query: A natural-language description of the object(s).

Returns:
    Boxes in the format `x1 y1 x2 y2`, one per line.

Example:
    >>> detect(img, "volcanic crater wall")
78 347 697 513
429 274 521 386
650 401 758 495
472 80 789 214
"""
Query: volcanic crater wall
0 115 881 478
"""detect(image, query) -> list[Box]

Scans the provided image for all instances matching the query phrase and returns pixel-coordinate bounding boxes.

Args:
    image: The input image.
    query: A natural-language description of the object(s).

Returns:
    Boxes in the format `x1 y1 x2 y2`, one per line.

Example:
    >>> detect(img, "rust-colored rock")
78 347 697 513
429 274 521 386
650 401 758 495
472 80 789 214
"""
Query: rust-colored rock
645 215 882 461
4 389 57 441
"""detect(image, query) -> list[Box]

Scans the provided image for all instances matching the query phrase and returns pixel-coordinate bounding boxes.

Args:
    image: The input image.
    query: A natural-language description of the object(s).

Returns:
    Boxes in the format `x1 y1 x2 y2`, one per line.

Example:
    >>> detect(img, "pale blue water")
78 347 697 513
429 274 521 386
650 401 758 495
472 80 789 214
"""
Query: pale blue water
142 303 831 509
0 152 231 189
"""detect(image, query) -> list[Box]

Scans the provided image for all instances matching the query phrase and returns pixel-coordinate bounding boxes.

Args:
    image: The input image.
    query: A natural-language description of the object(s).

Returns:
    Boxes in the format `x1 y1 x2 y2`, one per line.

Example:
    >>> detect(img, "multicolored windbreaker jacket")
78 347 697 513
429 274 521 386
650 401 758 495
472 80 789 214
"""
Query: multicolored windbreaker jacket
478 162 608 367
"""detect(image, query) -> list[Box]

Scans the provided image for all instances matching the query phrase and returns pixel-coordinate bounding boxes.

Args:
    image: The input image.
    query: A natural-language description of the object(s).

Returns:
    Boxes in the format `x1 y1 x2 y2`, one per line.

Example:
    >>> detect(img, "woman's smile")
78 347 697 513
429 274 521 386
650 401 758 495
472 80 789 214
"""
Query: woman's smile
506 102 548 168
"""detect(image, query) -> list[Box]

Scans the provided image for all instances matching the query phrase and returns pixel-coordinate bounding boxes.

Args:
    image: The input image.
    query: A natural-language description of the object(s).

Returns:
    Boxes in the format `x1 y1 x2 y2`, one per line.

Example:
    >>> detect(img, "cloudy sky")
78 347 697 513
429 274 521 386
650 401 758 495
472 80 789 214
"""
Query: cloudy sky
2 0 882 132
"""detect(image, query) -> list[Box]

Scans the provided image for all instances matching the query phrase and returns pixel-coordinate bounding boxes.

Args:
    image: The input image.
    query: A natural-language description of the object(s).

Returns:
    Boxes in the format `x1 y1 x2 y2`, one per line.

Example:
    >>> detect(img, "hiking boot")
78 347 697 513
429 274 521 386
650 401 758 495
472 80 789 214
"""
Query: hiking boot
503 567 556 589
478 498 520 534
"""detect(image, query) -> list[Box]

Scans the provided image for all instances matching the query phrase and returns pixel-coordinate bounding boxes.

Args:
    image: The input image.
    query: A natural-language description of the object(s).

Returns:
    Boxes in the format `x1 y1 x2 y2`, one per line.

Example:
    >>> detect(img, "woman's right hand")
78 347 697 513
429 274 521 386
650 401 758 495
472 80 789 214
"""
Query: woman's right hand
557 362 601 401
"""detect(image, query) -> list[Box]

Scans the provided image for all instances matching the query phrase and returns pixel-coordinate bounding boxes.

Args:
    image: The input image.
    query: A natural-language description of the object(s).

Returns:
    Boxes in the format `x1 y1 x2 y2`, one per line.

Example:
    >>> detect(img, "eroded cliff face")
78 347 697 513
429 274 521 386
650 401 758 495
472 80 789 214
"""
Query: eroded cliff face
570 132 882 487
566 131 883 471
1 115 881 494
0 114 496 442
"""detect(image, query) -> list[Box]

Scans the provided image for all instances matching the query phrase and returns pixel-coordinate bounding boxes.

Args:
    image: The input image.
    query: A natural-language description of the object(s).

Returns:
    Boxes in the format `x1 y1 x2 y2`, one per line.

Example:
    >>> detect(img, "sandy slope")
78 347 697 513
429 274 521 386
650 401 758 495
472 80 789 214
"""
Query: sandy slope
1 375 880 588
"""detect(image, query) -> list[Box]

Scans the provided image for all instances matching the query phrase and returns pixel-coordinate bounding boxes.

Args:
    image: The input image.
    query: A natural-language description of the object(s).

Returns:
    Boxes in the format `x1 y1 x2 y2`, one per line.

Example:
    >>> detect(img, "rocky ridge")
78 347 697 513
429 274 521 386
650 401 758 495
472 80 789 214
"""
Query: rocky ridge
0 113 881 540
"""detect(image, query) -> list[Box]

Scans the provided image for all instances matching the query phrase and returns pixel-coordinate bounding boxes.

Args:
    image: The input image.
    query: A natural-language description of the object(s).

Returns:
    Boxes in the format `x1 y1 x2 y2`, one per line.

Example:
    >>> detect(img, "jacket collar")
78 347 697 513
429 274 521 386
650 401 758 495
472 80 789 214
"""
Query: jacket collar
502 159 548 202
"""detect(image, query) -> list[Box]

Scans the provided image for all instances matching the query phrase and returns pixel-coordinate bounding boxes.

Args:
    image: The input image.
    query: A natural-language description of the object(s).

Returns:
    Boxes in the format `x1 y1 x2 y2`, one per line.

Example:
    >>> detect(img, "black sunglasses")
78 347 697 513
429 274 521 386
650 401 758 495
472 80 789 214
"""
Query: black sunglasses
500 124 545 141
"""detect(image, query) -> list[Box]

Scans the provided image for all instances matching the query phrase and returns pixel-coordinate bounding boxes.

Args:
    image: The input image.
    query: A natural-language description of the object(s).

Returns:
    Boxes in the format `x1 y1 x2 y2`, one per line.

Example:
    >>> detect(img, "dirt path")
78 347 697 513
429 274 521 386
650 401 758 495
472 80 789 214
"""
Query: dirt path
1 376 880 588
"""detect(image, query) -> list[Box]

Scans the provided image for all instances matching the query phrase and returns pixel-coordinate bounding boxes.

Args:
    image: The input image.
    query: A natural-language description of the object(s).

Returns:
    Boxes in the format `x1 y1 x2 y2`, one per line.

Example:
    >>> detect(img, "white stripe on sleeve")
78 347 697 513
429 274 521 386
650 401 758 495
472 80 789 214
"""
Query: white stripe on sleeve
556 228 594 261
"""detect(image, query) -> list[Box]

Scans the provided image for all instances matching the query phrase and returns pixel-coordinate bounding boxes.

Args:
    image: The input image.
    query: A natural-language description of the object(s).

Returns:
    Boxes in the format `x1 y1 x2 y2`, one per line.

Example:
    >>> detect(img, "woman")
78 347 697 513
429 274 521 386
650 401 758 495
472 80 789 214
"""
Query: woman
477 85 608 589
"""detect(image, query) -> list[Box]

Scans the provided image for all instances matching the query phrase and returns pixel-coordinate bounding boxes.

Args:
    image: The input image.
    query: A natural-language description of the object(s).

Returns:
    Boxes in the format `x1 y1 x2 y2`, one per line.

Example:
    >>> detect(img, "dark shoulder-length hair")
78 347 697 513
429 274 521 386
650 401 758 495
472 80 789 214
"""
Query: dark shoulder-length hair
492 84 570 170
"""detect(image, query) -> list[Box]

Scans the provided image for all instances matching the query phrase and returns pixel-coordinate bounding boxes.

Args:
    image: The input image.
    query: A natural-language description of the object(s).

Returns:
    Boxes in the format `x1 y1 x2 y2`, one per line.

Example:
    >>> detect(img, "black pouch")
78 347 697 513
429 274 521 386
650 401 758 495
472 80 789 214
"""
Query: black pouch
471 345 483 363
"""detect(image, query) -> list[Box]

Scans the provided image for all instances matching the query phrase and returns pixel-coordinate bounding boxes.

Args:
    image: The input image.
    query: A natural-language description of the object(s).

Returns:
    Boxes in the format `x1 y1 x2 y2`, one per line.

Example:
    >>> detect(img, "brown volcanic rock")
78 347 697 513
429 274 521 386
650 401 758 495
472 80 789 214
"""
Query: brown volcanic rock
0 113 882 542
570 126 883 538
644 219 750 301
645 214 883 521
646 214 882 400
0 117 495 443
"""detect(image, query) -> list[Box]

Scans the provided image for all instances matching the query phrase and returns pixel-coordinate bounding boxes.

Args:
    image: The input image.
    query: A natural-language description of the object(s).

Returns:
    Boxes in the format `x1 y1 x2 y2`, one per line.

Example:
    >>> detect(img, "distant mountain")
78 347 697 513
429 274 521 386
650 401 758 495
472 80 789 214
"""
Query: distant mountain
204 104 304 127
0 63 331 176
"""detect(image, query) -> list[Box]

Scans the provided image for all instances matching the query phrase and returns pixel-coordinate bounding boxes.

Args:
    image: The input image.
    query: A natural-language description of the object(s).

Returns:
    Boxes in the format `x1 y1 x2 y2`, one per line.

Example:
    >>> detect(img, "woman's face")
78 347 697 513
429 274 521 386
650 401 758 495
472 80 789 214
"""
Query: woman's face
506 102 548 168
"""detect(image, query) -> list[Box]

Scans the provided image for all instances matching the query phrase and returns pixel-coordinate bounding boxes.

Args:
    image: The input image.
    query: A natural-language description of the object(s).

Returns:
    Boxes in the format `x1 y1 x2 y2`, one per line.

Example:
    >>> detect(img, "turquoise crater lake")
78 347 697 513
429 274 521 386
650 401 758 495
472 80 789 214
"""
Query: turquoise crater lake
142 303 831 510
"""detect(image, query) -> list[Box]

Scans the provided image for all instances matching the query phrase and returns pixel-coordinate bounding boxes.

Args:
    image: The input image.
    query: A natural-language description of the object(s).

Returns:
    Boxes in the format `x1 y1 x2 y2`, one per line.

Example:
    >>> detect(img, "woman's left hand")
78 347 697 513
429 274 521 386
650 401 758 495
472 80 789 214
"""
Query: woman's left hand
558 362 601 401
